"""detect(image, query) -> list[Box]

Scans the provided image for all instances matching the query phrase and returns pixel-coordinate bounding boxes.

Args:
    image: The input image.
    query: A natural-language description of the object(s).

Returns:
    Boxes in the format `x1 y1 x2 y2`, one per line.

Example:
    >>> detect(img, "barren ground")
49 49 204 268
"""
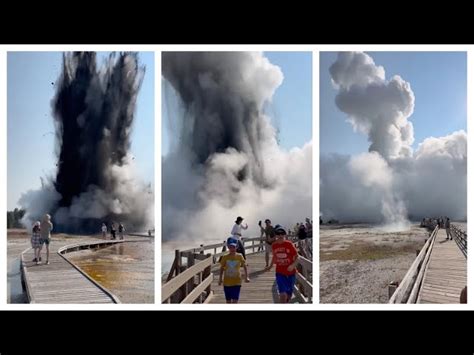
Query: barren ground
320 223 431 303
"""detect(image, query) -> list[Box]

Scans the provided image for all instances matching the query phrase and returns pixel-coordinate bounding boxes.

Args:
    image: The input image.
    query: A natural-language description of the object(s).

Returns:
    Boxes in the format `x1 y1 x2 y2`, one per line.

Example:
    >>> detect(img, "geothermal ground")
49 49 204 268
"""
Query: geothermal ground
320 222 435 303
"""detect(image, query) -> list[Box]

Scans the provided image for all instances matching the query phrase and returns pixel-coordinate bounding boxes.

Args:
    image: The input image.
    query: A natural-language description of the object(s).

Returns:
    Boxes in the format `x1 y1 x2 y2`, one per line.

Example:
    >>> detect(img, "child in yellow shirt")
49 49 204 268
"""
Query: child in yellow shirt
218 237 250 303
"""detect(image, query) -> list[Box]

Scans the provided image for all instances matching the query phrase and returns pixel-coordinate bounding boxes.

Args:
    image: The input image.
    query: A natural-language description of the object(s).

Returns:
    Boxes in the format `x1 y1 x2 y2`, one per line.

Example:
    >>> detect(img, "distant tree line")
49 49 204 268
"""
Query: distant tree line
7 208 25 229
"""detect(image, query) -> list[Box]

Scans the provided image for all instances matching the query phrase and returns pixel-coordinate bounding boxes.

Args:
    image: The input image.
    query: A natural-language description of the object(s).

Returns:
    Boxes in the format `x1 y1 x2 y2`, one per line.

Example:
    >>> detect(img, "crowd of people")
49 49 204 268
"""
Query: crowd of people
421 216 453 240
101 222 126 240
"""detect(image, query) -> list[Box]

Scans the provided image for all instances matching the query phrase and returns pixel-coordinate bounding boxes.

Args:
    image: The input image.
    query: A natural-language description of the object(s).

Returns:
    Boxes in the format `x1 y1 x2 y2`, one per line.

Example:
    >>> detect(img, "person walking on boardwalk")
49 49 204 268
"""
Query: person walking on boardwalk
118 223 125 240
445 217 452 240
110 223 117 240
259 219 275 268
31 221 42 265
39 213 53 265
218 237 249 303
305 218 313 239
231 216 248 259
101 223 107 239
258 220 265 252
265 225 299 303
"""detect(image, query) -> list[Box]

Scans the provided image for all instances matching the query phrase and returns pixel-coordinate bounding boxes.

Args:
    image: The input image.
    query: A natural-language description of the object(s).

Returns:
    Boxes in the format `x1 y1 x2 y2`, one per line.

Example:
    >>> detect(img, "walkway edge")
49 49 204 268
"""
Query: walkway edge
20 247 34 303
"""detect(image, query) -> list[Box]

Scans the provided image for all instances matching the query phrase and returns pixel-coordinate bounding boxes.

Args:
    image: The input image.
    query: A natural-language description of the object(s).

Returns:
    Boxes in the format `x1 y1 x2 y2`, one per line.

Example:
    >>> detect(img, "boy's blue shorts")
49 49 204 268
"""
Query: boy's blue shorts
276 273 296 296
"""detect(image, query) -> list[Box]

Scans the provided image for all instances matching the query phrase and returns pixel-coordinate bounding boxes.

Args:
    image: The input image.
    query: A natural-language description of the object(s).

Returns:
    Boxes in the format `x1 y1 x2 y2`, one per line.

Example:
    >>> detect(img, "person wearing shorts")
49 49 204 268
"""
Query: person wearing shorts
265 225 299 303
40 213 53 265
218 237 249 303
261 219 275 268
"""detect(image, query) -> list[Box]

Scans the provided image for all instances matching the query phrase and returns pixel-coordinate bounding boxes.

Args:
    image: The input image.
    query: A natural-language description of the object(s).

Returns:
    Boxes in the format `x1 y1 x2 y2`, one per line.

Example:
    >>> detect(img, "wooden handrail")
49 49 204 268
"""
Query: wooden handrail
389 225 438 303
452 224 467 258
162 254 213 303
408 231 437 303
297 254 312 271
294 255 312 303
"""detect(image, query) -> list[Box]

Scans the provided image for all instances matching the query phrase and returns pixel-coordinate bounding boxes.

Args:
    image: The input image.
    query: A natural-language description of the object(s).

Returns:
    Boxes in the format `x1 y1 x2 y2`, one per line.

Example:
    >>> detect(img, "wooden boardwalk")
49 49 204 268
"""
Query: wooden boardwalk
21 240 121 304
417 228 467 304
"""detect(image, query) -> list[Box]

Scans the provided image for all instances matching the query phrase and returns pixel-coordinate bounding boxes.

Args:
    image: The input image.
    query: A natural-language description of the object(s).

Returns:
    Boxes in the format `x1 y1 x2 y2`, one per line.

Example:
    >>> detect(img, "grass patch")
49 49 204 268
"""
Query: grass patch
320 241 423 262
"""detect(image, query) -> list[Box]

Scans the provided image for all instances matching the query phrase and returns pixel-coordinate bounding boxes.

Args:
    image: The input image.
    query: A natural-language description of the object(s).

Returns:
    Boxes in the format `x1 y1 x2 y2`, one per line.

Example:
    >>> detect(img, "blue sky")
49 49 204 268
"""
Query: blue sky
7 52 154 210
162 51 312 156
320 51 467 156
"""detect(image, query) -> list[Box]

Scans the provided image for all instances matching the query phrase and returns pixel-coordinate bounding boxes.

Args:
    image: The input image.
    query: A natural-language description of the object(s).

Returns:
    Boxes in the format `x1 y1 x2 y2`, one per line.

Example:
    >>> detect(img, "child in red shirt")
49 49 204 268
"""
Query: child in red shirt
265 225 299 303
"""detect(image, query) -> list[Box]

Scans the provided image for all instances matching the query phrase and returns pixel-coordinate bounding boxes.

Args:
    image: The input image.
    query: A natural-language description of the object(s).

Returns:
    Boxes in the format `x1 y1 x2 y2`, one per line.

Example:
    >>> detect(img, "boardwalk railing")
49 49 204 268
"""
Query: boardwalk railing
166 236 269 282
452 224 467 258
389 225 438 304
290 237 313 303
57 240 124 255
162 254 213 303
164 235 313 304
294 255 312 303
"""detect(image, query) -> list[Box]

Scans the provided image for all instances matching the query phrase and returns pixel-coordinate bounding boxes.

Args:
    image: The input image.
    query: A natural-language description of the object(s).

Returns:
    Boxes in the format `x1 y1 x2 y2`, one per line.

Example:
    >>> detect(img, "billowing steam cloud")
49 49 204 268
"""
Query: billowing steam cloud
163 52 312 242
19 52 154 232
330 52 415 160
321 52 466 225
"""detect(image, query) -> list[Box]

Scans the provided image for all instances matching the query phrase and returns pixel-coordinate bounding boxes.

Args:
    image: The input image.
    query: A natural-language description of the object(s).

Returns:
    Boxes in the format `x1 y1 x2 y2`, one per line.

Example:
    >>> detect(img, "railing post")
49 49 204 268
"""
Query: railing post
203 253 212 302
198 270 203 303
176 249 181 275
166 249 183 302
186 252 196 299
388 281 398 299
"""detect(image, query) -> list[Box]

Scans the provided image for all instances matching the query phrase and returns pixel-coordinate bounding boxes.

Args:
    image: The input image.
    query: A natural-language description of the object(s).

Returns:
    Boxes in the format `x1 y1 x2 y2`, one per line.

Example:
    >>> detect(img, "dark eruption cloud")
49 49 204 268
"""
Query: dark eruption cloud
53 52 141 208
162 52 282 186
20 52 154 233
